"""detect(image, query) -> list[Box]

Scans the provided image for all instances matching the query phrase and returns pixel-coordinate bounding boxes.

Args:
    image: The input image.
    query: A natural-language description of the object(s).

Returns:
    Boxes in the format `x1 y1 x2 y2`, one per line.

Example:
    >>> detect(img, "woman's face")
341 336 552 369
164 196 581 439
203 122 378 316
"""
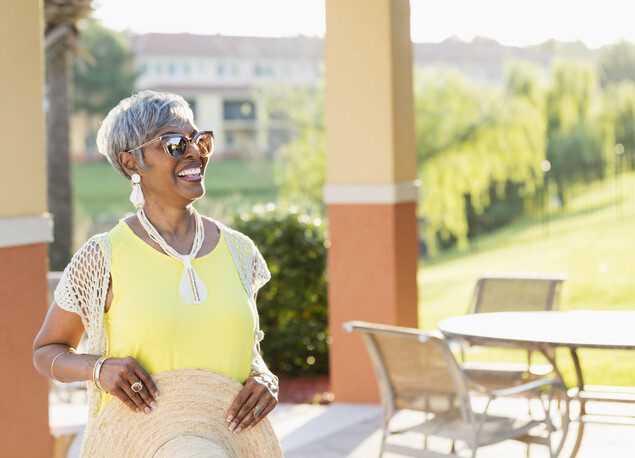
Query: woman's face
120 120 211 208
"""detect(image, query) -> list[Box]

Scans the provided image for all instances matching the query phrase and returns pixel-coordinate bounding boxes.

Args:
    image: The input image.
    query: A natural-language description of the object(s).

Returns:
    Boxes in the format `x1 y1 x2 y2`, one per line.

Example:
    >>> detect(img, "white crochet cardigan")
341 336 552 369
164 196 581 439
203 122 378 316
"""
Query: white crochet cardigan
53 216 278 455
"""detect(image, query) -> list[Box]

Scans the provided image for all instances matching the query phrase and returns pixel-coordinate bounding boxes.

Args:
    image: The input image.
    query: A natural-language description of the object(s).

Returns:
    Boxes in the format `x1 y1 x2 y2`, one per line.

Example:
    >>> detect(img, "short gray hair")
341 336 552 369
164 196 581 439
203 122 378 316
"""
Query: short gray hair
96 90 194 179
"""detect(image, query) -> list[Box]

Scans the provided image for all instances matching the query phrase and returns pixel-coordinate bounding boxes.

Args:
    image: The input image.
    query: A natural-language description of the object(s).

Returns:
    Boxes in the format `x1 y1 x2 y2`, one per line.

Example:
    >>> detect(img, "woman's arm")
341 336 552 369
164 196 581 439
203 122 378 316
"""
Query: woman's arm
33 234 110 382
225 240 279 434
33 301 159 414
33 233 160 414
32 302 100 382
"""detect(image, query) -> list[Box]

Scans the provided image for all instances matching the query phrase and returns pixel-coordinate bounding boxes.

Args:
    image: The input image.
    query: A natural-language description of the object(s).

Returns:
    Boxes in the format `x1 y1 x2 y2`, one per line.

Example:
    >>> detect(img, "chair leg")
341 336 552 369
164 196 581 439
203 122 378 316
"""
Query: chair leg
379 412 393 458
53 434 77 458
378 429 388 458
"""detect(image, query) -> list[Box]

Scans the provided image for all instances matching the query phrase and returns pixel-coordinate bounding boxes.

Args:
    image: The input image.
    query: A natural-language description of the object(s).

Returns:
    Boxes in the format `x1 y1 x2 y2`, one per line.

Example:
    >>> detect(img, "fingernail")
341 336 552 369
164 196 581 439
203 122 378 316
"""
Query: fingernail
229 421 236 431
234 427 242 434
226 415 233 423
150 401 158 410
144 406 152 414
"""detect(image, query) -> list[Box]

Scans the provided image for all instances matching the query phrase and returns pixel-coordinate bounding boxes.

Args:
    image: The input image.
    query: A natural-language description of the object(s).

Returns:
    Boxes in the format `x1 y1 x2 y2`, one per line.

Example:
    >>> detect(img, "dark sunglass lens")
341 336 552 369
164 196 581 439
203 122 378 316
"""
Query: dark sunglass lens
163 136 187 159
196 133 213 157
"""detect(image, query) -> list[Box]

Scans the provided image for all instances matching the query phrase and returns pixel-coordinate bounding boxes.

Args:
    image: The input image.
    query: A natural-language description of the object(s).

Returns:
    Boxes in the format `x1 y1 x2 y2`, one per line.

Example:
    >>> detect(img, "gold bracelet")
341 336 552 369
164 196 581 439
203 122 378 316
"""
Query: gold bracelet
50 347 76 382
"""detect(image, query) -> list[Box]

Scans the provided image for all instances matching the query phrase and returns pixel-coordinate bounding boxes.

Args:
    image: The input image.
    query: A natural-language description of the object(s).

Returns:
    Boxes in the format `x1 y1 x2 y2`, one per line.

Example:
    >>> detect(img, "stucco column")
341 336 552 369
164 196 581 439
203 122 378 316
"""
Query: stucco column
0 0 53 455
324 0 420 403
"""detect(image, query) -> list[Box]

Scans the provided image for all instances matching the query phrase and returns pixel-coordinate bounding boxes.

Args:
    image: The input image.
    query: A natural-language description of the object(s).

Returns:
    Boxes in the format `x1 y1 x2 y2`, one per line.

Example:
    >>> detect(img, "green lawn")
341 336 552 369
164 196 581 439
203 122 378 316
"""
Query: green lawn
419 172 635 387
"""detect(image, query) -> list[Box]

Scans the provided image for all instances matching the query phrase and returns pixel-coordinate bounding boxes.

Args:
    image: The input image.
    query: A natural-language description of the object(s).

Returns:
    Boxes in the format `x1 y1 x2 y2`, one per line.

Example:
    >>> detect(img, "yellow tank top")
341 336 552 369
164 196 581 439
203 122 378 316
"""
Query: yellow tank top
97 220 255 415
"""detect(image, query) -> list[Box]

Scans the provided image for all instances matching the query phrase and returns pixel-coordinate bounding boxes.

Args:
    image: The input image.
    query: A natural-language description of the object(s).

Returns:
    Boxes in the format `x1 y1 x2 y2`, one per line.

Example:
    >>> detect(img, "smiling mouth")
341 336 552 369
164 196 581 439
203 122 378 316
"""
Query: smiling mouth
176 166 203 182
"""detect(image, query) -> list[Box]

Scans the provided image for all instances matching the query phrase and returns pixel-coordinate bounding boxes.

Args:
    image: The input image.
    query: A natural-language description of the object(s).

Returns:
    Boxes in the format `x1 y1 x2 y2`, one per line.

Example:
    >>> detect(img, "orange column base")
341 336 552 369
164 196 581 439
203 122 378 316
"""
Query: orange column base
0 243 51 457
327 202 419 403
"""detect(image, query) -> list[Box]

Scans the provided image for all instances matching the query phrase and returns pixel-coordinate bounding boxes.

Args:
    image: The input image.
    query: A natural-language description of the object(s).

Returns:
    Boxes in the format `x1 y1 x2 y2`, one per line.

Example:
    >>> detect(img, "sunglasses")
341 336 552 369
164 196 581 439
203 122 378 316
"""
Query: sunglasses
126 130 214 160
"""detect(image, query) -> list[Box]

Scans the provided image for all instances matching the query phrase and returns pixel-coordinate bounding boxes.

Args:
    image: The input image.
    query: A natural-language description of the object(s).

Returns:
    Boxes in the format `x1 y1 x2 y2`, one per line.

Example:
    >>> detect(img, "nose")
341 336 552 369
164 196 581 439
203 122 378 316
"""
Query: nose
183 138 203 160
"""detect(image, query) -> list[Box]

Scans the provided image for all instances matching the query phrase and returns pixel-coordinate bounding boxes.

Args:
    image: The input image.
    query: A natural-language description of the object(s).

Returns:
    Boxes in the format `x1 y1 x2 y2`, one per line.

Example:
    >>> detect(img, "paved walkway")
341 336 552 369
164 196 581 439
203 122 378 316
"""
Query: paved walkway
61 399 634 457
269 399 634 457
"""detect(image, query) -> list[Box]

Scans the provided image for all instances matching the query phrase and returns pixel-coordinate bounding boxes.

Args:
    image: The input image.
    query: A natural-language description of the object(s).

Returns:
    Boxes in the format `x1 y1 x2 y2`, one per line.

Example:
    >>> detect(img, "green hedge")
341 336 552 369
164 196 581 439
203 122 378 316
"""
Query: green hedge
230 204 329 377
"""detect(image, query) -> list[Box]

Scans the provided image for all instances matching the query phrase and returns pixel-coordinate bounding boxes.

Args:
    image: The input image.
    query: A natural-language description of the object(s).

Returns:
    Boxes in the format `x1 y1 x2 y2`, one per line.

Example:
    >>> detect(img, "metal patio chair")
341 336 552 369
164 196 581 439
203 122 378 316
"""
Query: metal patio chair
344 321 569 458
461 273 567 388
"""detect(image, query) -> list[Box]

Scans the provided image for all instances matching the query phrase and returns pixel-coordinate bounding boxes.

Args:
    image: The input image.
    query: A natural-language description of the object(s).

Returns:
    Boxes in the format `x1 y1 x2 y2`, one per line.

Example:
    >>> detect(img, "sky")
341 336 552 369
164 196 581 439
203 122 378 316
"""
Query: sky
93 0 632 49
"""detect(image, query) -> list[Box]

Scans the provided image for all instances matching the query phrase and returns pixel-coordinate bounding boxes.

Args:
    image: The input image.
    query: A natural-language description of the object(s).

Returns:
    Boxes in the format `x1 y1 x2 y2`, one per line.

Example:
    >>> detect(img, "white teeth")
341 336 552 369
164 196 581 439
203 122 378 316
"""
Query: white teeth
177 167 201 177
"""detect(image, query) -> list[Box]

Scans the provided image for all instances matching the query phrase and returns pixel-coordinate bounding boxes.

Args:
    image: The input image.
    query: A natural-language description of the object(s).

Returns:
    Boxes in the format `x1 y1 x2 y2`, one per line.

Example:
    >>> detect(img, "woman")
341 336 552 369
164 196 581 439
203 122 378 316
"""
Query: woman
32 91 279 454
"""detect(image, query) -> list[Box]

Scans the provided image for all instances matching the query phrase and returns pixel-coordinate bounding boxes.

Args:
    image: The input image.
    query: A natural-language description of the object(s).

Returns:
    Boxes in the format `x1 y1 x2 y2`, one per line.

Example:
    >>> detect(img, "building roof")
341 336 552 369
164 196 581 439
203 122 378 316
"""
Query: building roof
132 33 323 59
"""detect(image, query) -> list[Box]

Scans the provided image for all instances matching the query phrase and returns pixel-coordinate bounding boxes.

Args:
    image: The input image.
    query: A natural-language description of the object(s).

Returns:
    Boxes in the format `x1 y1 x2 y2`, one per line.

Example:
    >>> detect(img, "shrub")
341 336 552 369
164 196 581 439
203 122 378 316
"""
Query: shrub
230 203 329 377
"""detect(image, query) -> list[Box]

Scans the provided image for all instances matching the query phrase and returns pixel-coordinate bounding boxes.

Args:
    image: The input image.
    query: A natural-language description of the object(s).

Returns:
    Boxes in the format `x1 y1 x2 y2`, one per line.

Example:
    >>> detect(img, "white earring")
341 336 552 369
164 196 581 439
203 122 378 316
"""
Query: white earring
129 173 145 209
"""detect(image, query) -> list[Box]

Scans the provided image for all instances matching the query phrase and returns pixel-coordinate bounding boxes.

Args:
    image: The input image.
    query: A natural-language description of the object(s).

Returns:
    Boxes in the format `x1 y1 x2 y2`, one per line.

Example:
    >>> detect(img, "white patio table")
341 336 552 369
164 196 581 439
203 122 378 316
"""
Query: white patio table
439 310 635 457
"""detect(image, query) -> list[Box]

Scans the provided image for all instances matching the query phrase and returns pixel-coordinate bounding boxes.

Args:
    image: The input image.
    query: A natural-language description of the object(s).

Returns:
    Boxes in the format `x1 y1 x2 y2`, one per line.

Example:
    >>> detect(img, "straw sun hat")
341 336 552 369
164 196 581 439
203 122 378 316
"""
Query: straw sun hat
83 368 284 457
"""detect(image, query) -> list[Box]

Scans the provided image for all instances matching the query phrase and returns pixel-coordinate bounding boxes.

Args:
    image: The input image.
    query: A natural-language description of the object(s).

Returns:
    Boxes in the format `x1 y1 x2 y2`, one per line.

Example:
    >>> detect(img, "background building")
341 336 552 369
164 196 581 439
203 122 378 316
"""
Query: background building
71 32 596 162
132 33 323 159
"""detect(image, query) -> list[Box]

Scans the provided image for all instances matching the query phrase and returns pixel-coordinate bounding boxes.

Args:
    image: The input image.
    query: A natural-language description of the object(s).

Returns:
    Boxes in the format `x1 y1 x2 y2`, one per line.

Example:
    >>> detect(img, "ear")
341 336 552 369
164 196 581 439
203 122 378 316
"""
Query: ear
118 151 139 179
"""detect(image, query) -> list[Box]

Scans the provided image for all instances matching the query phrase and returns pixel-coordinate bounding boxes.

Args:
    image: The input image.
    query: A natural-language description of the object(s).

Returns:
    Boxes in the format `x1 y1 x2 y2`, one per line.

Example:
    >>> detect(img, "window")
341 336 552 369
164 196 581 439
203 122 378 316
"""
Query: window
254 64 273 77
223 100 256 121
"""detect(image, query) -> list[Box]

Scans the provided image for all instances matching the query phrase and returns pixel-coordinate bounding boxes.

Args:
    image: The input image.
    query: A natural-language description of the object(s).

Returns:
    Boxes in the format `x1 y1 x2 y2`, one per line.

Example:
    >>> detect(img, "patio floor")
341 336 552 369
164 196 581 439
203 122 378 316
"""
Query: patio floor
60 398 634 457
272 399 634 457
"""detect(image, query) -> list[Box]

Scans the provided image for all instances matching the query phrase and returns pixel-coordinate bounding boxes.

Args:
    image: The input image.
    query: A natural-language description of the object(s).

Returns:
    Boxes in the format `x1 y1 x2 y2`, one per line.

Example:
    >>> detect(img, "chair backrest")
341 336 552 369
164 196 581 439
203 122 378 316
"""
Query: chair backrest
344 321 473 421
470 273 566 314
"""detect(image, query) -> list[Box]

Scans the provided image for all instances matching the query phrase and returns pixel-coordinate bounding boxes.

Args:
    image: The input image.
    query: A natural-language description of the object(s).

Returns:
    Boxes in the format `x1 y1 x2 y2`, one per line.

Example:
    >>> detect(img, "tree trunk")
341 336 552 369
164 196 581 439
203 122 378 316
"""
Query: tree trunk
46 29 74 270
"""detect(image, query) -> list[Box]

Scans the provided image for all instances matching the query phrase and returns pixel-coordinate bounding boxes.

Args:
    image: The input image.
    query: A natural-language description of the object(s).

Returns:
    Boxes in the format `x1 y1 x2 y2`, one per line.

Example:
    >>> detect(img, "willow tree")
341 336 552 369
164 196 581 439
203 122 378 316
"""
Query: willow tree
44 0 92 270
546 60 604 206
603 82 635 153
268 69 548 255
598 40 635 87
414 68 546 254
600 81 635 178
505 60 546 111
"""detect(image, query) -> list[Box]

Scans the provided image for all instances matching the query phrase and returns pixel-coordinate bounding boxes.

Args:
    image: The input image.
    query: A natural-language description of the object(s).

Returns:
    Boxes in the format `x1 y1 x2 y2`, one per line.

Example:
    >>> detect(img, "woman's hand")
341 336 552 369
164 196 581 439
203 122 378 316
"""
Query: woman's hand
99 356 159 414
226 377 278 434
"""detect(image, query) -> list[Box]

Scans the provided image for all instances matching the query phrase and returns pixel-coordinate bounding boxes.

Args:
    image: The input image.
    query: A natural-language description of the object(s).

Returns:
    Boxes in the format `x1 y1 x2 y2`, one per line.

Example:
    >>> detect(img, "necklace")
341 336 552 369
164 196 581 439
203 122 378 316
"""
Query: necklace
136 208 207 304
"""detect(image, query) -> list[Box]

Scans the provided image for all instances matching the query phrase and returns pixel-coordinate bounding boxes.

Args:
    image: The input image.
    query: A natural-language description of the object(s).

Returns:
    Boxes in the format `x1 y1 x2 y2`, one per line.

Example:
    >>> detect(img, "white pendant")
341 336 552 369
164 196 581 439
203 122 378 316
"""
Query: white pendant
178 265 208 304
129 184 145 209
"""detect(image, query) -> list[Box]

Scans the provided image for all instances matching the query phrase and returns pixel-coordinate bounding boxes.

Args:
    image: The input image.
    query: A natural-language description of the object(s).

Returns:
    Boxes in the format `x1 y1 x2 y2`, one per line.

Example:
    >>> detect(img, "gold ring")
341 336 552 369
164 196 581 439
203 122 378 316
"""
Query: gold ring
131 381 143 393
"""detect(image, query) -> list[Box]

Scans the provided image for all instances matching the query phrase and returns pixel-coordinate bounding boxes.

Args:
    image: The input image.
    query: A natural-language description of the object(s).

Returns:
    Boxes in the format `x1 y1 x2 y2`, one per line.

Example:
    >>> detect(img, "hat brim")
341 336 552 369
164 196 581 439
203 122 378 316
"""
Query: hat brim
83 368 283 457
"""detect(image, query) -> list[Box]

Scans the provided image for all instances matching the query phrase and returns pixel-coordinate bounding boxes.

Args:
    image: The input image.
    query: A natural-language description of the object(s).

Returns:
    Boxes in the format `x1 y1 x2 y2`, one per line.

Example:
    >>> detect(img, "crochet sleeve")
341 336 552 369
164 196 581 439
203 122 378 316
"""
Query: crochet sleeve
250 243 278 399
252 242 271 299
53 234 111 335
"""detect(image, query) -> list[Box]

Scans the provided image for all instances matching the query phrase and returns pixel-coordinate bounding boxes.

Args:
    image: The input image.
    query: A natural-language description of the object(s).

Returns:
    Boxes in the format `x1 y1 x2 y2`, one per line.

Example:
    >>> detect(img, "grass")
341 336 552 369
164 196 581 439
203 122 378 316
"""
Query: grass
419 171 635 387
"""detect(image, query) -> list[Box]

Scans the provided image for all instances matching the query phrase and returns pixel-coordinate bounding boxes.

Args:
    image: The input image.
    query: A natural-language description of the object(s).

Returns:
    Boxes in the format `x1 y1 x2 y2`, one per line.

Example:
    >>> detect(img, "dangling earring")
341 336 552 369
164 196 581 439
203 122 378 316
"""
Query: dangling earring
129 173 145 209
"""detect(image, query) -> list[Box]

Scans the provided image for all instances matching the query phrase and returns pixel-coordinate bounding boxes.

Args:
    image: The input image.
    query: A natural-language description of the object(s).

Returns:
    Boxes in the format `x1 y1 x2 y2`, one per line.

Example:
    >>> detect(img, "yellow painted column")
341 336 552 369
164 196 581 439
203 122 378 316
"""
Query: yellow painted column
0 0 53 455
324 0 420 402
